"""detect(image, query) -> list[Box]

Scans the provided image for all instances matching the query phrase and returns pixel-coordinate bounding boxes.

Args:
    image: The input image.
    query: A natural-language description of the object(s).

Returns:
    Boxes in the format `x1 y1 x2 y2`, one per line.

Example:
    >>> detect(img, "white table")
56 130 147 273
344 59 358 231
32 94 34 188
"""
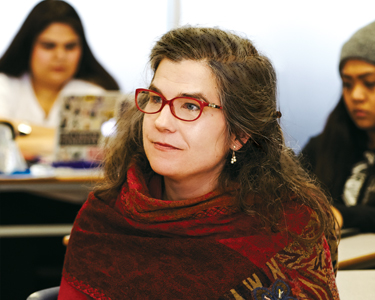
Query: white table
338 233 375 269
336 270 375 299
0 168 102 203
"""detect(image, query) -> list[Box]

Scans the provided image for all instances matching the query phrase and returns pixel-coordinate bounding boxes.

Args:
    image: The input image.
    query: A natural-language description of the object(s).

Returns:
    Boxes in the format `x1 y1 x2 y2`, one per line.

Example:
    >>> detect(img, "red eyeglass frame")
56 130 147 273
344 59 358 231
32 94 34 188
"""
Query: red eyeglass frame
135 88 223 122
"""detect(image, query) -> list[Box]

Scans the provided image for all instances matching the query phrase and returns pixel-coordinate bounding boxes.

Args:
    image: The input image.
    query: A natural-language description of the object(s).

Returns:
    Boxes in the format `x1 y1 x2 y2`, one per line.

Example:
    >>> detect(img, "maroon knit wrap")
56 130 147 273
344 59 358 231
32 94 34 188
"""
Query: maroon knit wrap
59 165 339 300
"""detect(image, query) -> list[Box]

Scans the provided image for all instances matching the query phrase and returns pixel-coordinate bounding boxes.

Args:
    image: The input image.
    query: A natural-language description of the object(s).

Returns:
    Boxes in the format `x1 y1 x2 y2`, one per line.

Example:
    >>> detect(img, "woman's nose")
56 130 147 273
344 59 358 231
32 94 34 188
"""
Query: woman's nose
351 84 366 101
154 104 176 132
55 47 67 60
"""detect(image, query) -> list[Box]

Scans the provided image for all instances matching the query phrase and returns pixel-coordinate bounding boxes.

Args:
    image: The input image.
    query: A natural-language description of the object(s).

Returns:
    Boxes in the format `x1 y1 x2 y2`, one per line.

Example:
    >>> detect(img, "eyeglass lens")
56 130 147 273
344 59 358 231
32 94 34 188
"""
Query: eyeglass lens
137 90 202 121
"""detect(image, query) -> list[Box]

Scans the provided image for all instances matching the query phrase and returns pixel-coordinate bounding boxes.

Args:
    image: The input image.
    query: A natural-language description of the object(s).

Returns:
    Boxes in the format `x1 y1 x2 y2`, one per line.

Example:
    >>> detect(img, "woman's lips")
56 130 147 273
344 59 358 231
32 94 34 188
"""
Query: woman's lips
153 142 180 151
353 109 368 118
51 67 66 72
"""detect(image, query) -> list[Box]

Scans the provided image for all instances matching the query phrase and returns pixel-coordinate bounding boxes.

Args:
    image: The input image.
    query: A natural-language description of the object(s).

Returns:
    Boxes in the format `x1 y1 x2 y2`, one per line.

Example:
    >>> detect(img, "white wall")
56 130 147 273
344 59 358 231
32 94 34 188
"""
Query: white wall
179 0 375 150
0 0 170 92
1 0 375 151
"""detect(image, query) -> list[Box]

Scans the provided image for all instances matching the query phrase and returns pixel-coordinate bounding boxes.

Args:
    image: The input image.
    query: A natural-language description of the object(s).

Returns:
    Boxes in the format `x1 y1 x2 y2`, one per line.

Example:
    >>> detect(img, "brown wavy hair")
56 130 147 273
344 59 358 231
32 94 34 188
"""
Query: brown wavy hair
95 26 335 241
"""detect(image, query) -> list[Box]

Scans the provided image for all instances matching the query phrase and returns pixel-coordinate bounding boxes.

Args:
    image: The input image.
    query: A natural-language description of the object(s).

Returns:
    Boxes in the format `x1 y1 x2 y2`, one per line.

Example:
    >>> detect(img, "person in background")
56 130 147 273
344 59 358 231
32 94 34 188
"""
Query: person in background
59 26 339 300
302 21 375 233
0 1 119 299
0 0 119 160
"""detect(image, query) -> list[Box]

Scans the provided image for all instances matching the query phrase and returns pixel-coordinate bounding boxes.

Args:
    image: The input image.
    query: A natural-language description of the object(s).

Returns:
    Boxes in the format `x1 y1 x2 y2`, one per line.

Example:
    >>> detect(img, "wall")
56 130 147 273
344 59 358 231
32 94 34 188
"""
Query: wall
1 0 375 150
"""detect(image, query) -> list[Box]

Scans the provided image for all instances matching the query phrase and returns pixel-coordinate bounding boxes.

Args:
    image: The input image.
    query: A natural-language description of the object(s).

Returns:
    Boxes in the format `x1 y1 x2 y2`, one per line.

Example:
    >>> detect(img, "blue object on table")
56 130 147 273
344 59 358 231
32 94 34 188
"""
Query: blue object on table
9 169 31 175
52 161 100 169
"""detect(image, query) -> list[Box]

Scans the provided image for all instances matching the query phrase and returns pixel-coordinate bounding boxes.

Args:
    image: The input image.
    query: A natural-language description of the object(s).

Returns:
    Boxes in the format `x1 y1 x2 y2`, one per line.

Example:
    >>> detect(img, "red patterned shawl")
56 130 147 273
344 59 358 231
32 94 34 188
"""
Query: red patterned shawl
59 165 339 300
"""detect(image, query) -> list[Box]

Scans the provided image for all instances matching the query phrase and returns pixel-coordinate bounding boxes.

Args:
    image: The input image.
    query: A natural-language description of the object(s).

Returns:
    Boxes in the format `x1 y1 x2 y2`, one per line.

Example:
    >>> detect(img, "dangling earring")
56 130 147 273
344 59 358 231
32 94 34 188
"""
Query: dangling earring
231 146 237 164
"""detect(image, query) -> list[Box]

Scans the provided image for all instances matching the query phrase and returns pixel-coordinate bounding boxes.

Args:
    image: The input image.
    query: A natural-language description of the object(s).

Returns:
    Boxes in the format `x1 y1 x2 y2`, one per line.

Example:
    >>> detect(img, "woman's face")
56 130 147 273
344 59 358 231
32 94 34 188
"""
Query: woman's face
342 59 375 131
30 22 82 88
142 58 229 184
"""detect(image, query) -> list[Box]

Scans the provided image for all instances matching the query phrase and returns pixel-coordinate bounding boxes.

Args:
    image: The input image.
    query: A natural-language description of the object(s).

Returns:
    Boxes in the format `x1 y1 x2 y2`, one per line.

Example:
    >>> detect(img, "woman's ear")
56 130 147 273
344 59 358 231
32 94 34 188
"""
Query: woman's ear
230 133 249 151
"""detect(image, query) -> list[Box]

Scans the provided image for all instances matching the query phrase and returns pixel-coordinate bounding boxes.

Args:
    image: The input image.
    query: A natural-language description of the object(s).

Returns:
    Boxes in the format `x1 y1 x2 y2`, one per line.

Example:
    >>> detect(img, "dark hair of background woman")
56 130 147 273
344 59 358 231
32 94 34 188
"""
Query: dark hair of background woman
305 96 368 200
0 0 119 90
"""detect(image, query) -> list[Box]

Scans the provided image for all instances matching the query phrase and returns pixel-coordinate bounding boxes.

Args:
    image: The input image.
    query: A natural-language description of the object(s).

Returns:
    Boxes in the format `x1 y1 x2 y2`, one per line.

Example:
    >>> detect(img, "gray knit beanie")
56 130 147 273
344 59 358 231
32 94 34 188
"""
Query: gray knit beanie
340 20 375 70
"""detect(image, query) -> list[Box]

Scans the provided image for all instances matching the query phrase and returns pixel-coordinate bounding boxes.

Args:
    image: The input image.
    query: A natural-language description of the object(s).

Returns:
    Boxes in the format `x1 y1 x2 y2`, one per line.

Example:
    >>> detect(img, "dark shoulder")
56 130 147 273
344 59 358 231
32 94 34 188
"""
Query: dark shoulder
299 134 324 172
302 135 322 153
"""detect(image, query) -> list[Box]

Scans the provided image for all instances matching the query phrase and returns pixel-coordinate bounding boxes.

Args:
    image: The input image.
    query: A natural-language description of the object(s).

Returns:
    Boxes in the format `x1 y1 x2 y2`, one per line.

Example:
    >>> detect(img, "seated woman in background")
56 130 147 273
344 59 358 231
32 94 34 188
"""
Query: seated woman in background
302 21 375 233
0 1 119 298
0 0 119 160
59 26 339 300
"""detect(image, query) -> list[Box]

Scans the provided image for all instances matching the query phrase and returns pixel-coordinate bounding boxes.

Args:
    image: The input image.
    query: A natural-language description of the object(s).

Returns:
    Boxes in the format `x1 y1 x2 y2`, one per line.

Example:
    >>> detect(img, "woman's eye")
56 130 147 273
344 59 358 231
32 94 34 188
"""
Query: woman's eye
150 96 162 104
365 81 375 88
182 102 200 111
40 42 55 50
342 82 352 89
65 42 79 50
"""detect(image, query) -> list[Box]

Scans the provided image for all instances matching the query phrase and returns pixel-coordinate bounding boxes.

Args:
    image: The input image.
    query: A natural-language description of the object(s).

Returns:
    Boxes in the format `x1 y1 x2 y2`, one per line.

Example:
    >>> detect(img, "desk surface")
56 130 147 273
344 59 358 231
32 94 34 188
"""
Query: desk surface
0 175 100 185
0 167 102 182
338 233 375 269
336 270 375 299
0 168 103 203
0 169 102 237
0 168 102 186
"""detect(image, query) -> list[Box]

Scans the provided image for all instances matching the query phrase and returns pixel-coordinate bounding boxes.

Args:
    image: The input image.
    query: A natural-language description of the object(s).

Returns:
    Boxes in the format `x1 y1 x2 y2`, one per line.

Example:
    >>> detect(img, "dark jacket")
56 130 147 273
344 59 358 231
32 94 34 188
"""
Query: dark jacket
302 135 375 232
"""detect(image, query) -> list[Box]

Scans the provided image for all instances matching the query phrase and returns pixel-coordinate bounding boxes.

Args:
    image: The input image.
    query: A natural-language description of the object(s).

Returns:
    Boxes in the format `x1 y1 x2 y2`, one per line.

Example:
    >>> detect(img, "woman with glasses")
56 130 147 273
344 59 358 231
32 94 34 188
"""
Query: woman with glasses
59 27 339 299
302 21 375 233
0 0 119 160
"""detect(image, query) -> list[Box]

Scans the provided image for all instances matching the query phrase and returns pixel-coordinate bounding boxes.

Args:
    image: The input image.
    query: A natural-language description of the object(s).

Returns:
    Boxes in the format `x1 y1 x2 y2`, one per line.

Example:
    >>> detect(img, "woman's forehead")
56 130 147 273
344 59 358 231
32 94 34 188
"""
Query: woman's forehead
37 22 79 41
152 58 220 104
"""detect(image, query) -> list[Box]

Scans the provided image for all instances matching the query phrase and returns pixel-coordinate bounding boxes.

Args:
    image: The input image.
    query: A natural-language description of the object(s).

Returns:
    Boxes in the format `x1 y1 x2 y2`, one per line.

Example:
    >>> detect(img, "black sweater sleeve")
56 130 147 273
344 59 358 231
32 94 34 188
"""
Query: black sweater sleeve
335 203 375 232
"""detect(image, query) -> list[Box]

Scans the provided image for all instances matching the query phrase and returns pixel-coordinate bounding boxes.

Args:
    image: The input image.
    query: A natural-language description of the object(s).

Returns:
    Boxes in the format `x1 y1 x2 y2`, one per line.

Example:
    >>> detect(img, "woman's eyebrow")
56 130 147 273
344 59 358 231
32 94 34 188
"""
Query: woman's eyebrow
148 84 162 94
341 74 352 80
342 72 375 79
65 40 79 44
149 84 209 103
181 92 208 103
358 73 375 79
37 37 80 44
64 41 80 47
39 41 55 45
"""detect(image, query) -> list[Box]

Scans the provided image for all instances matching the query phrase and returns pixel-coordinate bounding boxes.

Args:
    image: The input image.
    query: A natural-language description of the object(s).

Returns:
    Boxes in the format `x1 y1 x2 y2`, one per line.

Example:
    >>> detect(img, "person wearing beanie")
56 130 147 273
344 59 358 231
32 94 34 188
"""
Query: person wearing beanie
301 20 375 233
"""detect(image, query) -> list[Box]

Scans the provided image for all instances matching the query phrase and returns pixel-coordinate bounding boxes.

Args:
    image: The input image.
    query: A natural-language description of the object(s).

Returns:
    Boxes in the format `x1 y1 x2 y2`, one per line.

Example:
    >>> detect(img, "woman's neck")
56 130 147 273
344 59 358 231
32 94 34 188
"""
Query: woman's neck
31 77 64 117
162 175 219 201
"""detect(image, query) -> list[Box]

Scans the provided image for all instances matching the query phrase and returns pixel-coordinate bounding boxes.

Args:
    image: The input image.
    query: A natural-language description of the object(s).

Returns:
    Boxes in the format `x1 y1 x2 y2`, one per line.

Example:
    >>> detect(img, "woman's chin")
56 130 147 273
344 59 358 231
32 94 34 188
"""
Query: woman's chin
46 73 73 87
354 121 375 132
149 161 182 180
